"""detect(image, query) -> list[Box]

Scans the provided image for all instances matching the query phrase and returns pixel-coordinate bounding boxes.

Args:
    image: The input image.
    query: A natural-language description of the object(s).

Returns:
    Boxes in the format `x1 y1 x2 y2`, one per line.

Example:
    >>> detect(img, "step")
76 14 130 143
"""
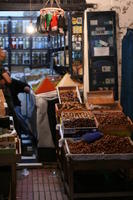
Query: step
17 162 43 169
21 139 32 146
21 134 30 139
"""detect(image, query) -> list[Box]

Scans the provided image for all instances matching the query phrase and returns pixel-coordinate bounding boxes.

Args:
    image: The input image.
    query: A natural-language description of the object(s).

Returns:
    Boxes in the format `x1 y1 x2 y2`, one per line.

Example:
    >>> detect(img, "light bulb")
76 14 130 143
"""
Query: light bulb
27 21 35 34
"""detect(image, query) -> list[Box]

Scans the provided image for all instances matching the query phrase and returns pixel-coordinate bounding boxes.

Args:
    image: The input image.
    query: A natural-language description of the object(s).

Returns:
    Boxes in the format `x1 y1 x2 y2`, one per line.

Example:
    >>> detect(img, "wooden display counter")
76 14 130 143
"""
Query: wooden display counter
0 136 21 200
55 89 133 199
57 138 133 200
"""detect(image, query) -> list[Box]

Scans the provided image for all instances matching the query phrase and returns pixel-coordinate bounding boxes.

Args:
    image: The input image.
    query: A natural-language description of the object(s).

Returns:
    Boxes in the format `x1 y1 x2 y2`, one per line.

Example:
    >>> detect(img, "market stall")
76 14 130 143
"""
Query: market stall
55 87 133 199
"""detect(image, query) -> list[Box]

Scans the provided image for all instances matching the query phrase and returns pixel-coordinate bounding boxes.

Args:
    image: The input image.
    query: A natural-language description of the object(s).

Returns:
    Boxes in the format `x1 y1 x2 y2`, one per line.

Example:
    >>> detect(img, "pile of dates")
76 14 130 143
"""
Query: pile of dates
67 135 133 154
62 111 96 128
58 102 86 113
60 90 80 103
94 111 132 130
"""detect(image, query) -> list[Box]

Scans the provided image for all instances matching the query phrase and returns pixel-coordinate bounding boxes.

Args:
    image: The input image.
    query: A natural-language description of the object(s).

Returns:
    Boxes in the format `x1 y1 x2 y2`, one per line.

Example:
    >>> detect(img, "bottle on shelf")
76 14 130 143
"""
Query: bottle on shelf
35 38 39 49
41 37 45 49
0 21 3 33
23 52 30 64
18 37 23 49
11 37 16 49
60 51 64 66
61 35 64 47
44 37 48 48
37 37 41 49
4 52 8 65
32 37 36 49
12 21 17 33
0 37 4 48
3 21 8 33
5 37 9 49
11 52 16 64
16 21 19 33
23 20 28 33
65 33 68 46
66 50 69 66
18 20 23 33
41 52 46 65
18 52 23 64
23 37 30 49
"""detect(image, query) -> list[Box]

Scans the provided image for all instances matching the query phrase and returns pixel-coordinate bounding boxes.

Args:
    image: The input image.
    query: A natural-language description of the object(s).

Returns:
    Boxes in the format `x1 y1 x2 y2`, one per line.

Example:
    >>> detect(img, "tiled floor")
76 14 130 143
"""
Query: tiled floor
16 164 68 200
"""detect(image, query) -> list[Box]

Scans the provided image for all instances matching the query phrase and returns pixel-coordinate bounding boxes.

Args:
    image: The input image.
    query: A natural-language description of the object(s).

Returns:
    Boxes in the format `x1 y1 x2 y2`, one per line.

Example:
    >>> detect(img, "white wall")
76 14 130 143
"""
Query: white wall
84 0 133 101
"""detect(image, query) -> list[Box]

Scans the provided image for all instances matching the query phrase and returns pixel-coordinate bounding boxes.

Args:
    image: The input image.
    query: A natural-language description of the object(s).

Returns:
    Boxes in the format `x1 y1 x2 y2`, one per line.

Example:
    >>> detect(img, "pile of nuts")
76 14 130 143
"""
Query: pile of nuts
67 135 133 154
62 111 96 128
94 111 132 130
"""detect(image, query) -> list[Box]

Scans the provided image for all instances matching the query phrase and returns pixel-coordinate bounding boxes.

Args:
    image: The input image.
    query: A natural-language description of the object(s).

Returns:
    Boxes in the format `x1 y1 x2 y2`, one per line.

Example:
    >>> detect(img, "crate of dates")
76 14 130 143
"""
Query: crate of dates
61 110 98 134
94 111 133 136
64 135 133 161
57 86 82 104
55 102 86 123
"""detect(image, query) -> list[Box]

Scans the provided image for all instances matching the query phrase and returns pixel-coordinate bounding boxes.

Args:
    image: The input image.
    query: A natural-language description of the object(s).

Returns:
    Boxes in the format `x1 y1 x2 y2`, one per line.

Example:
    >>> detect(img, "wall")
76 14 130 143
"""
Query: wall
84 0 133 101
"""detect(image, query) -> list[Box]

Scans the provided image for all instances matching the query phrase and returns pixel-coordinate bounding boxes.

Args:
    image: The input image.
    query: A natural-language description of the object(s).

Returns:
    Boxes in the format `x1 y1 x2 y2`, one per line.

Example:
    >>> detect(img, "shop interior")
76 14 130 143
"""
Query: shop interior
0 0 133 200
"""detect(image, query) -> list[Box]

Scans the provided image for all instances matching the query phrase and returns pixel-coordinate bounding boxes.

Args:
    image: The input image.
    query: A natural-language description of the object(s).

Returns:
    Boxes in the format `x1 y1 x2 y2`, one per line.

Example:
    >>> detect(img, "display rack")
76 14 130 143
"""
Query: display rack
87 11 118 100
69 11 84 82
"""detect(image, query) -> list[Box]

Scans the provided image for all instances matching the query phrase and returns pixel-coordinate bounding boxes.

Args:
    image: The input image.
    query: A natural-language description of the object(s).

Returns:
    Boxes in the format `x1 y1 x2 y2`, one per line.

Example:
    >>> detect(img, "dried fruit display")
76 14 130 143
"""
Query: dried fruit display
62 111 96 128
57 86 82 104
67 135 133 154
94 111 132 130
56 102 86 115
60 90 79 103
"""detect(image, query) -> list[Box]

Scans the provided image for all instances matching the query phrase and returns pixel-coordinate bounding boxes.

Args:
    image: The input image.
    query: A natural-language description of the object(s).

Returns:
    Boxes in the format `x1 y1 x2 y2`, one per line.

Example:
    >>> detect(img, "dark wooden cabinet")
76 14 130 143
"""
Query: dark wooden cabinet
87 11 118 99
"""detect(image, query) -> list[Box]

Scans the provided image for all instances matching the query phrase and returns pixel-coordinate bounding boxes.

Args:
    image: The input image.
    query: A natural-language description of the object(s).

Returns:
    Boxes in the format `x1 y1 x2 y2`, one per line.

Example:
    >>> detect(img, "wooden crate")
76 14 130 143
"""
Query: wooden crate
57 86 82 104
87 90 114 105
60 139 133 200
94 111 133 137
0 89 6 116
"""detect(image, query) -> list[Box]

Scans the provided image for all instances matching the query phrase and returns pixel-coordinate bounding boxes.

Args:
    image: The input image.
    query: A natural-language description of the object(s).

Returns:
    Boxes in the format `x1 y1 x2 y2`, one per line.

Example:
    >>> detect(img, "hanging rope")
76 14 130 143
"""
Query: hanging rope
43 0 49 8
42 0 61 9
55 0 61 8
50 0 54 7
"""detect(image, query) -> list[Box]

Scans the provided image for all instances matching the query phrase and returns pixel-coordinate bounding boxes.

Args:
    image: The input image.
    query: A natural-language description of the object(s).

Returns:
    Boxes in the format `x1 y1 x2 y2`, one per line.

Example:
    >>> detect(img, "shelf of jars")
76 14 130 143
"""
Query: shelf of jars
0 16 69 71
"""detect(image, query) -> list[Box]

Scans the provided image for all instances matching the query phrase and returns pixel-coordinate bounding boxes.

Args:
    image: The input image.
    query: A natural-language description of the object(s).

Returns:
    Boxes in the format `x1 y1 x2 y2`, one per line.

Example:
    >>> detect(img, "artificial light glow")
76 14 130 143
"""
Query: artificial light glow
27 21 35 34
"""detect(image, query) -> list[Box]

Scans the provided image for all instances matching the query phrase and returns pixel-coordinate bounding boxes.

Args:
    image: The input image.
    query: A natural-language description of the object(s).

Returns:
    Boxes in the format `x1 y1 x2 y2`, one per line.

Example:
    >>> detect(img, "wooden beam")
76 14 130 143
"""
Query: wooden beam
0 3 42 11
0 2 96 11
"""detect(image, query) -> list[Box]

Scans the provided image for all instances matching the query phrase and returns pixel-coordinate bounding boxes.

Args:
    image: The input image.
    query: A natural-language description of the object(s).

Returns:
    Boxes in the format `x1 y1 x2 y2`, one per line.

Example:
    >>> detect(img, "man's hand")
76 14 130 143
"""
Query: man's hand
24 86 30 93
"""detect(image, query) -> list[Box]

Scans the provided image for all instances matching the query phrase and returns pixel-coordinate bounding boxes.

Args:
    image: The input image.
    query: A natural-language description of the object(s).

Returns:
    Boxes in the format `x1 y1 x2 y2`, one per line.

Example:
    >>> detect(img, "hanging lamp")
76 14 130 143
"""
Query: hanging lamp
27 0 35 34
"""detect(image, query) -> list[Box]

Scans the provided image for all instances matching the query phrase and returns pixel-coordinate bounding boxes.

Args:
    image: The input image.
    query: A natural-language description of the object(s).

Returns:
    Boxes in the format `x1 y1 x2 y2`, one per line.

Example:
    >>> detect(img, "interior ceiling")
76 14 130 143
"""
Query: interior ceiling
0 0 92 11
0 0 85 3
0 0 43 3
